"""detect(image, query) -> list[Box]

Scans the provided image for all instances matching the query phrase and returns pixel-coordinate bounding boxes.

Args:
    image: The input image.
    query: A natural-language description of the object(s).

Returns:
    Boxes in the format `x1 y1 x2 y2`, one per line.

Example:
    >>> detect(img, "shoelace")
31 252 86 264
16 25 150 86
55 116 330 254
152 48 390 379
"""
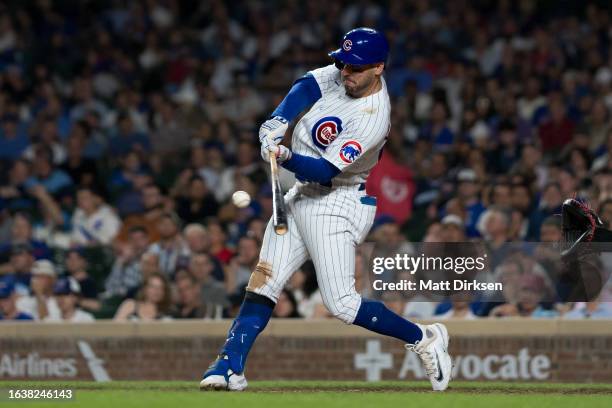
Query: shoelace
405 343 437 377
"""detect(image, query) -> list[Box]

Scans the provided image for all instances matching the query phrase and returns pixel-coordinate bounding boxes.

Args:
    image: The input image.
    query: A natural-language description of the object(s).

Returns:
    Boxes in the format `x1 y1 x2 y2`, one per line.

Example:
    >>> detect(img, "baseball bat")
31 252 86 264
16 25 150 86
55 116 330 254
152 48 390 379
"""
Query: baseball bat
269 150 288 235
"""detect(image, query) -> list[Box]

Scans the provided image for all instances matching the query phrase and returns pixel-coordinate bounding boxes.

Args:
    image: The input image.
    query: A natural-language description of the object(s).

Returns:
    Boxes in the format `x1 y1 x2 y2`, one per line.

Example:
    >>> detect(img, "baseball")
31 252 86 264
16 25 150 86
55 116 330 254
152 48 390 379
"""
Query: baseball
232 191 251 208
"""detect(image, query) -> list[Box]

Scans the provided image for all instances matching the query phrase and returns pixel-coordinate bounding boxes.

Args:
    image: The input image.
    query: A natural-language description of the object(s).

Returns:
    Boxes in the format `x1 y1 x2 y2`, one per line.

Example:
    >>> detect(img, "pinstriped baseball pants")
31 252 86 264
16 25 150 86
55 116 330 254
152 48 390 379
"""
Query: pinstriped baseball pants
247 182 376 323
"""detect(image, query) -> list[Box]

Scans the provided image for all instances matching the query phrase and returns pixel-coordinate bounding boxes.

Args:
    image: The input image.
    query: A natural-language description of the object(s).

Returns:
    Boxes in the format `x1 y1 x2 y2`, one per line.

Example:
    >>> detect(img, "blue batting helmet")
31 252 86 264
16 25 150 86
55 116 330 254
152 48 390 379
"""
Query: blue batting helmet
328 27 389 65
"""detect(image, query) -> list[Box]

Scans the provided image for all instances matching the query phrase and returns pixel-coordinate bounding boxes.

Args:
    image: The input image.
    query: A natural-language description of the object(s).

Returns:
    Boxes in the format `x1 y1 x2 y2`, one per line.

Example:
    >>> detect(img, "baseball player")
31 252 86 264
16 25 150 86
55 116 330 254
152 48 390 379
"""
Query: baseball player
201 28 452 391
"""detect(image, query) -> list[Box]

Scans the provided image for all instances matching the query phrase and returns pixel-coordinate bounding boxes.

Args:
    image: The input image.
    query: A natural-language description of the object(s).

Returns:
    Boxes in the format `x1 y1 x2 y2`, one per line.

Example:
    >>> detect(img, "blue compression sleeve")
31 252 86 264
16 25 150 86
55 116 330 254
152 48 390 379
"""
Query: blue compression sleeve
220 298 273 373
272 74 322 121
281 152 341 184
354 298 423 344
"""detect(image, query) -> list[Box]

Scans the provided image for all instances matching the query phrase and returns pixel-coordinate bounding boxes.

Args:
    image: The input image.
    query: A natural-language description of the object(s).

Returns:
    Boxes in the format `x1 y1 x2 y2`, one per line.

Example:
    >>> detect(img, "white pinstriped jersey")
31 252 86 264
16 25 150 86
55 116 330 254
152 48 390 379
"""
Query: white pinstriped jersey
291 64 391 186
250 67 389 323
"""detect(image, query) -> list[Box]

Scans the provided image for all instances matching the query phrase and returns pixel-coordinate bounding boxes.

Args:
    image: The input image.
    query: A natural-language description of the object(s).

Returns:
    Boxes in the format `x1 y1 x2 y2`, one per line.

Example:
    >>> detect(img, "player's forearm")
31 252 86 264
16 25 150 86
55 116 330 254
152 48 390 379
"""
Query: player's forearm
271 74 321 122
281 152 340 184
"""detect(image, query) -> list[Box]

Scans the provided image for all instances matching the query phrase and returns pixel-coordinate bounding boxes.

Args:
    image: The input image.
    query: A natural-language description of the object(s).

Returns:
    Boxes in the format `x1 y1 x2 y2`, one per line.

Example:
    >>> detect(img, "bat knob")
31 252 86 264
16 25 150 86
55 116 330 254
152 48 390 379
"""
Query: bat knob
274 225 288 235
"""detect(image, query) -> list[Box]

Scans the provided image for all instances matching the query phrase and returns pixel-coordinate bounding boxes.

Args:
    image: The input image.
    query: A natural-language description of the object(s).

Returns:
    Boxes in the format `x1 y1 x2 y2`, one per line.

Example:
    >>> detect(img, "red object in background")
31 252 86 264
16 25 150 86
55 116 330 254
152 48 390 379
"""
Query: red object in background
366 150 415 224
213 248 234 265
538 117 574 152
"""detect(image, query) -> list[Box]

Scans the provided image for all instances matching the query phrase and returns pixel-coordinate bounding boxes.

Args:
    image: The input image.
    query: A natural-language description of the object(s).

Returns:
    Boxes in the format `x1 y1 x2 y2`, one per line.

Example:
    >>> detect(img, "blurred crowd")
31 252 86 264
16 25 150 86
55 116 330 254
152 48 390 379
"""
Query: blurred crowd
1 0 612 322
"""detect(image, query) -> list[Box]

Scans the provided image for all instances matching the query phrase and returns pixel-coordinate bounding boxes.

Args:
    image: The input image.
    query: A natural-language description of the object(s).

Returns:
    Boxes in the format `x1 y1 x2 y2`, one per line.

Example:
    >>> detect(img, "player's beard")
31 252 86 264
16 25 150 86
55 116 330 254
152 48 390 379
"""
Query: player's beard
342 73 378 98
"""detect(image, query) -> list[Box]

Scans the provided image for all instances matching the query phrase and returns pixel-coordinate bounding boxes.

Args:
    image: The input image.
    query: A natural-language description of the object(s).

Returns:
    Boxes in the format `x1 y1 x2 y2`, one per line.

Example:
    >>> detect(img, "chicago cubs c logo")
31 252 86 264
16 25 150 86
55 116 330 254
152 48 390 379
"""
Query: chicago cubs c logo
339 140 362 163
311 116 343 150
343 39 352 51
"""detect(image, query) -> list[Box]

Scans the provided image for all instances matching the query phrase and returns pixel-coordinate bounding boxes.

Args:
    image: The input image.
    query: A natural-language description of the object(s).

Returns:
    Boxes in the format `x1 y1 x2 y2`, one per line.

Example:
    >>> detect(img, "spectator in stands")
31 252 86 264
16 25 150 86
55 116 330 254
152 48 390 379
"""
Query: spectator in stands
0 277 33 320
557 167 580 199
0 212 50 260
63 248 100 312
591 130 612 172
0 160 35 213
288 262 323 318
487 121 521 174
175 176 219 224
420 101 455 148
538 97 575 155
149 100 192 157
139 252 161 282
478 206 512 269
23 147 73 197
189 252 227 313
109 113 151 157
224 235 260 293
114 272 172 321
539 216 563 243
173 272 210 319
272 288 301 318
489 182 512 208
597 198 612 228
0 243 35 294
517 78 546 123
528 182 564 240
456 169 486 237
147 212 189 278
510 183 534 218
512 144 548 189
15 260 60 320
183 223 209 254
60 132 100 189
197 145 229 202
435 293 478 320
108 151 151 200
439 214 466 242
23 117 66 165
44 277 95 322
366 127 415 224
564 297 612 319
207 219 233 265
414 152 449 209
116 183 165 243
490 273 558 318
70 186 121 246
245 218 266 243
104 226 151 299
0 114 28 161
215 141 267 202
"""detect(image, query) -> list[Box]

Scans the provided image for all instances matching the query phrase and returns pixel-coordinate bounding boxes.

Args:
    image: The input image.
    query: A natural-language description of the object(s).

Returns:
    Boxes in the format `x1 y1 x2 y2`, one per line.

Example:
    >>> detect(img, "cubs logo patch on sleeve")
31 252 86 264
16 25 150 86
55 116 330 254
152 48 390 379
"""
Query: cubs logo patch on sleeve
311 116 343 150
339 140 362 163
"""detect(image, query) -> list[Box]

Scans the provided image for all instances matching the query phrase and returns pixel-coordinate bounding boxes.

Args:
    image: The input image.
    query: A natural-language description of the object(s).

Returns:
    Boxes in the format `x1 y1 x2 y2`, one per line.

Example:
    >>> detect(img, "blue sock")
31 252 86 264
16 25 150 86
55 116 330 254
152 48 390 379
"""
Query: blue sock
353 298 423 344
220 294 274 373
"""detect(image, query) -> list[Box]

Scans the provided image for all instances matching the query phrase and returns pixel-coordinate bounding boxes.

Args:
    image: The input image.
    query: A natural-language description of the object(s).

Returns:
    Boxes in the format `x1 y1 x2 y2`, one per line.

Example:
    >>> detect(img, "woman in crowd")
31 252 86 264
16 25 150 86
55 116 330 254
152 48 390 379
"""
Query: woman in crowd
114 272 172 321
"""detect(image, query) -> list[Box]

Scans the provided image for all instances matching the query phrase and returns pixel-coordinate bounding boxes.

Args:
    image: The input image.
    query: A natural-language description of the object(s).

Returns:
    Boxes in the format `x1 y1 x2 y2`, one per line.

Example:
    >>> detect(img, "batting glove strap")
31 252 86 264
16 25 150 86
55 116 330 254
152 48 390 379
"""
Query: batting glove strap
259 116 289 144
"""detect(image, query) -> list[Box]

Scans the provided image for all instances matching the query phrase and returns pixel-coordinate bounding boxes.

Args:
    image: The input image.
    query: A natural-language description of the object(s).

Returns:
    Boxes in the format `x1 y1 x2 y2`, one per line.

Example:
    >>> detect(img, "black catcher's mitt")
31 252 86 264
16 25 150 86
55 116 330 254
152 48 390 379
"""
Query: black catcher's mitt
561 198 604 258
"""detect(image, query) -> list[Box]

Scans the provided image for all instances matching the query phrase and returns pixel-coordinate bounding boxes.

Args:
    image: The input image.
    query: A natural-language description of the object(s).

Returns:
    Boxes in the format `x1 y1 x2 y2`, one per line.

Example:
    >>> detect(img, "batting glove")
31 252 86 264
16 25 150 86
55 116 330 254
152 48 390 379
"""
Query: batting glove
259 116 288 147
261 142 292 163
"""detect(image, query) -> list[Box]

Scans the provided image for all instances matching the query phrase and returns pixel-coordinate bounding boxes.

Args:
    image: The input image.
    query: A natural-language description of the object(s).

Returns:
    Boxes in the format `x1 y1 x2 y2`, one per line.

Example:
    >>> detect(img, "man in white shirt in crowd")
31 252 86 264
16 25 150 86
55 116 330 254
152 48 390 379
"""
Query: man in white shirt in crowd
16 260 61 320
44 277 95 323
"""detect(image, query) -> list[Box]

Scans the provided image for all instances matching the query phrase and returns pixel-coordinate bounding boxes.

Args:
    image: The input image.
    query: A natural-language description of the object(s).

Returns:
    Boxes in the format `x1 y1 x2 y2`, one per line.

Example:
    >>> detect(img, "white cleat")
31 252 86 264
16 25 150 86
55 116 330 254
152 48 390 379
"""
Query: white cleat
199 372 248 392
200 354 249 391
228 373 248 391
406 323 452 391
199 375 227 391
